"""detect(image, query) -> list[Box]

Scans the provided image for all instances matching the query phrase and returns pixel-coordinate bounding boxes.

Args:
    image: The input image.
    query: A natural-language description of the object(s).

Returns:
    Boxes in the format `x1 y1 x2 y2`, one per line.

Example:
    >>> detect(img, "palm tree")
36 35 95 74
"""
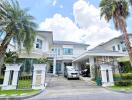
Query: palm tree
4 51 18 63
100 0 132 66
0 0 37 75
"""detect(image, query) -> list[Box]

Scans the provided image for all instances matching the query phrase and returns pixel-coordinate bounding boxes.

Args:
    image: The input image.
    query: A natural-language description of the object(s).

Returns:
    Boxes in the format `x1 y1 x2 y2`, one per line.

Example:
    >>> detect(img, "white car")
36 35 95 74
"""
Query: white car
64 66 79 79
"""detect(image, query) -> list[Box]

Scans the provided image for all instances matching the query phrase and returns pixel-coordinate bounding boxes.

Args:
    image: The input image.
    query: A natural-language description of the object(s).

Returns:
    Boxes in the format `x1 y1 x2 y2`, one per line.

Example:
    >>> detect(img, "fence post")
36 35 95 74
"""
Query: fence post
100 64 114 87
2 64 21 90
32 64 46 90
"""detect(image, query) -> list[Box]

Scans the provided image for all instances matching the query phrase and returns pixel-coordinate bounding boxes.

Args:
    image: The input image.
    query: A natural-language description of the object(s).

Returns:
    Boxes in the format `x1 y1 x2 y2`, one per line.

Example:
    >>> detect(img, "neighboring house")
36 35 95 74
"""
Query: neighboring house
92 34 132 53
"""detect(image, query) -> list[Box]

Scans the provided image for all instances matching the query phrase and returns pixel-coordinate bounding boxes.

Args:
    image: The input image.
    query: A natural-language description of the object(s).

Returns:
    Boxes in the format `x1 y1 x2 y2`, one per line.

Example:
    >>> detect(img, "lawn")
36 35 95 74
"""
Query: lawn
0 89 40 96
110 86 132 92
0 80 40 96
17 80 32 89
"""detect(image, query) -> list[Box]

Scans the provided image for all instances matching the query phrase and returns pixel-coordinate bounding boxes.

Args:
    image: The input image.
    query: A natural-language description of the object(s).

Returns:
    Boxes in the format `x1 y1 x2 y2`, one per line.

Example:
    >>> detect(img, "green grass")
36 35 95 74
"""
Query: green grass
17 80 32 89
0 90 40 96
110 85 132 92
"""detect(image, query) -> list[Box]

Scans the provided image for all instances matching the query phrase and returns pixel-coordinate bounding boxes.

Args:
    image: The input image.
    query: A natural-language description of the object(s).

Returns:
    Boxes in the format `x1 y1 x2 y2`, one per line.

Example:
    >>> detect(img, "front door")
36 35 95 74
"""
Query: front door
56 63 61 74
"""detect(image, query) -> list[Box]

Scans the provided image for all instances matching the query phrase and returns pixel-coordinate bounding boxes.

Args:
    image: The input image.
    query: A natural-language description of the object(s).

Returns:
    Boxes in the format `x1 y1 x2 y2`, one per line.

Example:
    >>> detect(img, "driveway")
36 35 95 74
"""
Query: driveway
26 75 112 100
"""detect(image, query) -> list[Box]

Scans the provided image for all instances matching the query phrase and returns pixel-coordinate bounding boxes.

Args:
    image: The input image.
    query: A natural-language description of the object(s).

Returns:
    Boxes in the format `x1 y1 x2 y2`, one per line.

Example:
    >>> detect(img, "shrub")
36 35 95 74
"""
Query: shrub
113 73 122 81
113 73 132 81
119 61 132 73
0 77 4 84
115 80 132 86
121 73 132 80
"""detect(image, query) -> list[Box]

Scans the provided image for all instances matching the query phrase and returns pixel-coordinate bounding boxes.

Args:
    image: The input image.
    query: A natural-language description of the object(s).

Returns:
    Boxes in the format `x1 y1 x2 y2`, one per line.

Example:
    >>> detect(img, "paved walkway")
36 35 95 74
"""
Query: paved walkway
26 75 111 100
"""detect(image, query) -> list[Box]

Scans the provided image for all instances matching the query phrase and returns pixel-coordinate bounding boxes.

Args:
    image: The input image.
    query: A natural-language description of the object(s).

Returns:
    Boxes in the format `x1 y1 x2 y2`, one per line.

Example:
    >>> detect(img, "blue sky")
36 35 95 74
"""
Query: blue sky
19 0 132 48
19 0 100 24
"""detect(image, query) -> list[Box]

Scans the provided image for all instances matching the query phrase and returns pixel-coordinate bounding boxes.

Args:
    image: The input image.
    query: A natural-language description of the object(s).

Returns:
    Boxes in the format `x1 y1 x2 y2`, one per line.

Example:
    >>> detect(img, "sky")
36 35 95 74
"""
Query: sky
19 0 132 49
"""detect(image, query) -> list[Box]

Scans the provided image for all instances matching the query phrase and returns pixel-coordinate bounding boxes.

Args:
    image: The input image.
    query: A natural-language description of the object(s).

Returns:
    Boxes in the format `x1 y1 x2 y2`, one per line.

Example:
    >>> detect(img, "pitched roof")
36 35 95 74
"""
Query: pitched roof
92 33 132 50
53 41 89 46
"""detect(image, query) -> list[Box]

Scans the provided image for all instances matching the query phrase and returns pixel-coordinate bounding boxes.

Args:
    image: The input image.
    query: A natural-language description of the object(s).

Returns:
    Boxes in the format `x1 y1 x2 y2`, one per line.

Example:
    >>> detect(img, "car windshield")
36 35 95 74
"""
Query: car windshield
67 67 77 71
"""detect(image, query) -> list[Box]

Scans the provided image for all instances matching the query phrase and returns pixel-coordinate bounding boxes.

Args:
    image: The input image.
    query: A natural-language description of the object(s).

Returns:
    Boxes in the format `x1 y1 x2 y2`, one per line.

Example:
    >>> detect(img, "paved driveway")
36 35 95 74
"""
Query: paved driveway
26 75 112 100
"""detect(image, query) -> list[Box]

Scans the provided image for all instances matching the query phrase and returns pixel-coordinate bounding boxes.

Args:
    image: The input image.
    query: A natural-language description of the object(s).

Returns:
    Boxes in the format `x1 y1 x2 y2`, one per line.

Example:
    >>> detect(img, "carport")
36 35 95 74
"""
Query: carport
72 50 128 79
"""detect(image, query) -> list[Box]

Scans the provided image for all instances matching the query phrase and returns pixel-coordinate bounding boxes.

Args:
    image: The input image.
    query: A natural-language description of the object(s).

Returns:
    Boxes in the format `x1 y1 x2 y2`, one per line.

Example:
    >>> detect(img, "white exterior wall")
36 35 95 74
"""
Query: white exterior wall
51 44 87 60
102 39 123 52
73 45 86 57
50 44 88 74
18 31 53 58
34 35 49 52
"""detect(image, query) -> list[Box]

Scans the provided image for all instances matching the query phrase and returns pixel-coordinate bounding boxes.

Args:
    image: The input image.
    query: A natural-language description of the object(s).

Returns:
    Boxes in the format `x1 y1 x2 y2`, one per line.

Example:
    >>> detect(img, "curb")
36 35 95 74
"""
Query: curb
105 87 132 94
0 90 44 100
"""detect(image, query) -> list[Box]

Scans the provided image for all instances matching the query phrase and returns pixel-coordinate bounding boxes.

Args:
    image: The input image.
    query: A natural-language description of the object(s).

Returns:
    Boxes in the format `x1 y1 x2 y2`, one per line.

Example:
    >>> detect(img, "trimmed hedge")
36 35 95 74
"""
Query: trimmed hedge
113 73 132 80
115 80 132 86
113 73 132 86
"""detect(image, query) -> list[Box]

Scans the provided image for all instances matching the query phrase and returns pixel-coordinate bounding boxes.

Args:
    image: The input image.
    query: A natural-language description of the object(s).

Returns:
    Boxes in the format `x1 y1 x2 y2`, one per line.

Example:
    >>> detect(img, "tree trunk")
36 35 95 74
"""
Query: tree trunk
0 32 12 76
121 19 132 67
0 47 6 76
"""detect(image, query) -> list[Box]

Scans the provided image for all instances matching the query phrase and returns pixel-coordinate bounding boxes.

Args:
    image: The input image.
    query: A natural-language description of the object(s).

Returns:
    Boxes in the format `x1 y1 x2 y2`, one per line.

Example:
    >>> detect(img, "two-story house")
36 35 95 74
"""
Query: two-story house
49 41 89 74
15 31 89 75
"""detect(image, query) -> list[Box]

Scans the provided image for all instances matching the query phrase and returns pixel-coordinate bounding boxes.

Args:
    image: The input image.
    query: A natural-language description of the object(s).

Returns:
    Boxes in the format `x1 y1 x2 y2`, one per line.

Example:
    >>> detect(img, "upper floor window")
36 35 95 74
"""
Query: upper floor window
63 48 73 55
117 44 120 50
112 46 116 51
36 39 42 49
52 48 61 55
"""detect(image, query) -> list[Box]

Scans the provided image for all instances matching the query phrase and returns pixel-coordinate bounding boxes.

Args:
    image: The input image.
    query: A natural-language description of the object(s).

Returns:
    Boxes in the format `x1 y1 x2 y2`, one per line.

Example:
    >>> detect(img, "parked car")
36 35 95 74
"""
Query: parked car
64 66 79 79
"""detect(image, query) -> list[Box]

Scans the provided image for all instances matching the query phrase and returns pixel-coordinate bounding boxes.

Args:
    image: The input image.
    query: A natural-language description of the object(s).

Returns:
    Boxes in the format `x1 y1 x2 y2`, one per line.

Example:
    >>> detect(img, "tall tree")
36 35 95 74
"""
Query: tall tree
100 0 132 66
0 0 37 75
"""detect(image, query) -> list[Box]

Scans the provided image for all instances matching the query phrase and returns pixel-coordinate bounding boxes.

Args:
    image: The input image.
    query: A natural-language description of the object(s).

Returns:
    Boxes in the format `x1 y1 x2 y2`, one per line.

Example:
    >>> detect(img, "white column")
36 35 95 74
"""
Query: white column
101 69 107 86
32 70 36 89
100 64 114 87
109 69 114 86
32 64 46 90
89 56 94 78
12 71 19 89
53 57 56 75
61 61 64 74
41 70 45 86
2 70 10 88
2 64 21 90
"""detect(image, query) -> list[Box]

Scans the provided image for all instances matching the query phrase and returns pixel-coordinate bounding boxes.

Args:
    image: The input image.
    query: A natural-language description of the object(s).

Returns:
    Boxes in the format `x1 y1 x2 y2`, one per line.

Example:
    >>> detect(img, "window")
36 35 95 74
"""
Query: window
63 48 73 55
112 46 116 51
52 48 61 55
36 39 42 49
117 44 120 50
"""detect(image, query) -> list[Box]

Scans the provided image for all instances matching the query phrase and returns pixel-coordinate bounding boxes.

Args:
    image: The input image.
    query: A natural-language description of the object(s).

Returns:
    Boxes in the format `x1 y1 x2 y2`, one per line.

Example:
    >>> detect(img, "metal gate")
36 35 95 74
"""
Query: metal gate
17 59 33 89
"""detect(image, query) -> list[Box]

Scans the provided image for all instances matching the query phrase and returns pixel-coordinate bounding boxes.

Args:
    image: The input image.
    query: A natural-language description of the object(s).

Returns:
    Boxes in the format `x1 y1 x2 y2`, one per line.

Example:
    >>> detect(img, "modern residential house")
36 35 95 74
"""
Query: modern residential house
0 31 128 79
49 41 89 74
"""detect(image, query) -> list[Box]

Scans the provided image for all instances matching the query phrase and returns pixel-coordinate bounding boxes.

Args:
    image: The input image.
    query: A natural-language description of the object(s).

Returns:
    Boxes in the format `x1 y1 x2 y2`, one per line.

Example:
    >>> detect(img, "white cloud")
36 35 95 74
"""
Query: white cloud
39 14 83 42
52 0 57 6
39 0 120 49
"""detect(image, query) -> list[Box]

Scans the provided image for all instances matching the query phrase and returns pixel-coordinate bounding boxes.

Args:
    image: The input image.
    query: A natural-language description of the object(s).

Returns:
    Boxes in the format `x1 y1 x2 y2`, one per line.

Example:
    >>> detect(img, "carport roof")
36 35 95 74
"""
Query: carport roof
72 50 128 62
